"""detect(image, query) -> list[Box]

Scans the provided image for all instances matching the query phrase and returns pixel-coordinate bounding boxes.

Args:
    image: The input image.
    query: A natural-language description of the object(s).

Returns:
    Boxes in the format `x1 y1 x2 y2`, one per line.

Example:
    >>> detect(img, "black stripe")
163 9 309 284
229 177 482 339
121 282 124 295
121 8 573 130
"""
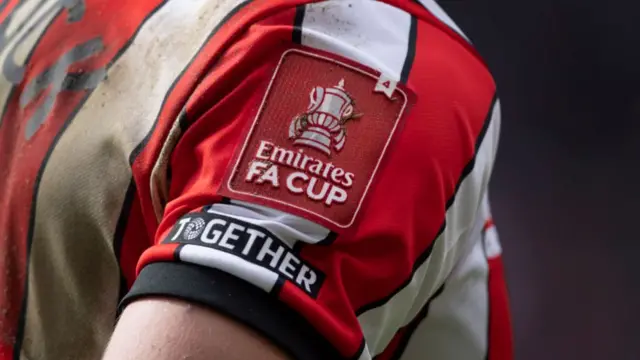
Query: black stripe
173 243 187 262
166 161 173 188
201 197 230 213
292 5 305 44
292 240 305 254
178 108 190 133
162 110 187 210
121 262 344 360
388 283 446 360
445 96 496 209
269 276 286 296
400 15 418 84
411 0 471 45
355 94 497 317
11 2 172 358
112 181 138 305
315 231 338 246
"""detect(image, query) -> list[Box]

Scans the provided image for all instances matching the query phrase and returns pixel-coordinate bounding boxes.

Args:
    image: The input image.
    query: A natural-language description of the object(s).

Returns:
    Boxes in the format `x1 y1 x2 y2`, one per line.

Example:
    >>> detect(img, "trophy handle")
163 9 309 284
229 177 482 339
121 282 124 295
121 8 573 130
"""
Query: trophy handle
308 86 324 112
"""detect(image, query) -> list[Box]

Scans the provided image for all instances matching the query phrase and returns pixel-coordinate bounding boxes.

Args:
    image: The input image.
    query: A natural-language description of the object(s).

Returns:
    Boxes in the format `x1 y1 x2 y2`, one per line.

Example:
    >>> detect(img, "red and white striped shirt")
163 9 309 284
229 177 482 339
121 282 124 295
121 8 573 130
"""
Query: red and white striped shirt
0 1 512 359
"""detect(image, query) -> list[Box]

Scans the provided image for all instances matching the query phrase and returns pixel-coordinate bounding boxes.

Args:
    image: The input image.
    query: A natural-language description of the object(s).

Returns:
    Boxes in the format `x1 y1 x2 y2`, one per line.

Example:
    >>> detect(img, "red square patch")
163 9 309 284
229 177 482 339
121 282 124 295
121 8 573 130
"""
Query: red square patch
221 48 411 231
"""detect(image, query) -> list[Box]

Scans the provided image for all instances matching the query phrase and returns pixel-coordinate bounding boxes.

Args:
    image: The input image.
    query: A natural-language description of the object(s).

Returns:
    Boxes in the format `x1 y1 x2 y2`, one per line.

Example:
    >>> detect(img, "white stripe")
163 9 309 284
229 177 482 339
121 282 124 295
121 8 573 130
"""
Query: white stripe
359 100 501 356
399 238 489 360
24 1 247 356
479 193 503 259
47 0 246 162
358 344 372 360
416 0 470 42
207 200 330 247
484 226 502 259
300 0 412 81
306 126 332 139
179 244 279 292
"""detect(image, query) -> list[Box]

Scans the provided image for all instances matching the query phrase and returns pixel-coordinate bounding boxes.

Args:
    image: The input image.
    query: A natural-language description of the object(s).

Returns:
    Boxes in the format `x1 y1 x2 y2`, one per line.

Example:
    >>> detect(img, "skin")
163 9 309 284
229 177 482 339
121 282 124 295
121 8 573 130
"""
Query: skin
102 297 291 360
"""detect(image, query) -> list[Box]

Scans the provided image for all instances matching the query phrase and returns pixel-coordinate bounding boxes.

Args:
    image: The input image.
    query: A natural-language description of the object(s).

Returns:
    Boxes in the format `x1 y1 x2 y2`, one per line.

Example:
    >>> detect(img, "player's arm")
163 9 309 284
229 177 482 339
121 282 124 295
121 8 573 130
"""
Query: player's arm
103 2 497 359
103 297 290 360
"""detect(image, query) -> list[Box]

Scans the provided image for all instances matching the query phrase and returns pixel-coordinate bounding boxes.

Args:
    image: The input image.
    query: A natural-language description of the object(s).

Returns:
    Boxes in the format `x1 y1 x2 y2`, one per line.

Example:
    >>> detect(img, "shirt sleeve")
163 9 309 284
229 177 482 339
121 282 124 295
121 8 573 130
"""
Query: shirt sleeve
119 2 499 359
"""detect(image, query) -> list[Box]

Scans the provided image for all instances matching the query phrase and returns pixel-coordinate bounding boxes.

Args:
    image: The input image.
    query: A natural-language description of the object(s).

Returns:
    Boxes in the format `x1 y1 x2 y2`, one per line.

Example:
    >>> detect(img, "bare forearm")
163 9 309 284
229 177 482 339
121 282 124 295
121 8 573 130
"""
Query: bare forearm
103 298 290 360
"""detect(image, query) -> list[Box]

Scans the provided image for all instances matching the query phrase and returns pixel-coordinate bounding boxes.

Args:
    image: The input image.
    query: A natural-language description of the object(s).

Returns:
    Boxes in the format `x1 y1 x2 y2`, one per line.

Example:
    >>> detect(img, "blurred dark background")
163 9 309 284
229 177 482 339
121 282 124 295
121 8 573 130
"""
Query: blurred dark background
439 1 640 359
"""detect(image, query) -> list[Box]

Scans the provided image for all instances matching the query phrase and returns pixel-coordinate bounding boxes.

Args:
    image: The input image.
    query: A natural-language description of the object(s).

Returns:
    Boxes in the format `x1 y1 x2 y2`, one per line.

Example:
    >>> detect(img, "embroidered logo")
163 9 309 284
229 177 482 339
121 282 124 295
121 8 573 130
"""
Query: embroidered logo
221 48 412 231
288 79 361 156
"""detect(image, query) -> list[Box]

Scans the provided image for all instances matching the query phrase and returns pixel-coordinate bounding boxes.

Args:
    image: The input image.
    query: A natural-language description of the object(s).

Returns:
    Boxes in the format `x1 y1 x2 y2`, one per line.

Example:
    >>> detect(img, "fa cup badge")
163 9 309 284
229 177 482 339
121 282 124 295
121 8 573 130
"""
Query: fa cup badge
288 79 360 156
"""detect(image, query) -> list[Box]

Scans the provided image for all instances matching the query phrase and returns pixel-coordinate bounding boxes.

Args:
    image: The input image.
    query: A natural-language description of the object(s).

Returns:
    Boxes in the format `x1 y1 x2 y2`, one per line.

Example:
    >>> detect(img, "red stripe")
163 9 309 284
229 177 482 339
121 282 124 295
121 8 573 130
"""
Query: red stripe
374 325 410 360
117 195 153 289
279 279 366 358
136 243 180 274
0 0 18 24
484 218 495 231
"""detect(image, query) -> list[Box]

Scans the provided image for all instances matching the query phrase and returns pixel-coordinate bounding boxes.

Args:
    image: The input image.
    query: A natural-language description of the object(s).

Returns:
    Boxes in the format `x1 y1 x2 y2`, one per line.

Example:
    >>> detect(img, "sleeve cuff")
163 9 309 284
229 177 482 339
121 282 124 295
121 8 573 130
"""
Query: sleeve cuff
119 261 343 360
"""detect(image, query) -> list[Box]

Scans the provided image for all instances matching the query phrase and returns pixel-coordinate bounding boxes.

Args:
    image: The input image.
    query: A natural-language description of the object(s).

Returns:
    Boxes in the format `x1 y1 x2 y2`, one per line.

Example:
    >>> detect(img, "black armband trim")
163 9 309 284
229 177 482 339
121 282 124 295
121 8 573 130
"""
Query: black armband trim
120 262 344 360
